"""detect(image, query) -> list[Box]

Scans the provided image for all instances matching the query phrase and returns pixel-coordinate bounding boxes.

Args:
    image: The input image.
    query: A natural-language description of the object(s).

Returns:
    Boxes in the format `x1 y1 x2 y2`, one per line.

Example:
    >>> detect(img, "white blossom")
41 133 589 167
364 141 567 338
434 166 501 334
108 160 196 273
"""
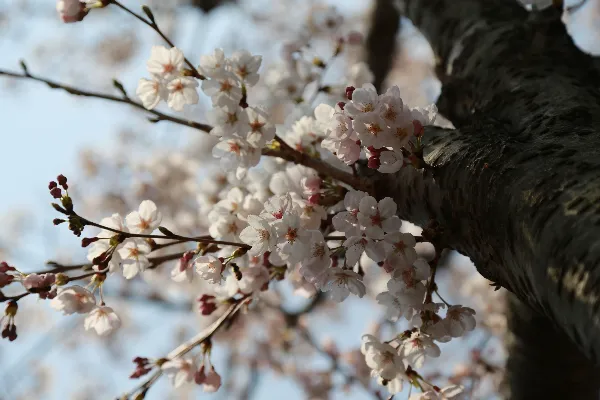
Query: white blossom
198 48 228 78
343 235 385 265
332 190 368 236
244 107 275 148
229 50 262 86
167 77 199 112
56 0 85 23
261 194 292 222
357 196 401 240
126 200 162 234
84 306 121 336
383 232 418 269
195 255 224 284
322 268 366 302
378 149 404 173
208 103 249 139
118 238 152 279
208 214 246 242
136 77 165 110
162 358 196 388
237 265 270 293
344 84 382 118
50 285 96 315
201 72 243 107
239 215 277 256
361 334 407 394
399 331 440 368
444 305 476 337
146 46 184 81
275 212 311 263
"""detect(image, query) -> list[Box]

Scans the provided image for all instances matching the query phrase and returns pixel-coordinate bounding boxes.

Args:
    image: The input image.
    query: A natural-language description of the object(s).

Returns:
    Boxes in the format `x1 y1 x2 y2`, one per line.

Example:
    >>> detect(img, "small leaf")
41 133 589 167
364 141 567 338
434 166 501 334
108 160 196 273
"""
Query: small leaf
112 79 128 97
141 5 155 23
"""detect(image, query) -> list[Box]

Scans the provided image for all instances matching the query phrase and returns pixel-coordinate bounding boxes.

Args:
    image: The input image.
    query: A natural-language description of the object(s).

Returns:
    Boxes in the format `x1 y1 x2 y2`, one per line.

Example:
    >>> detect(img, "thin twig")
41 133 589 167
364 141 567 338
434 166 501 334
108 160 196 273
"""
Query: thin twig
109 0 204 80
0 68 211 132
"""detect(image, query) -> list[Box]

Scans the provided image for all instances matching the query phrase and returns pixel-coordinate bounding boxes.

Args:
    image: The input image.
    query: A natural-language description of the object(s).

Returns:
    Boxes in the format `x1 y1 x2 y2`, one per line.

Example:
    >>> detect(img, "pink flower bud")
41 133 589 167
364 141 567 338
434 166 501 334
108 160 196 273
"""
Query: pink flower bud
368 156 381 169
345 86 355 100
50 187 62 199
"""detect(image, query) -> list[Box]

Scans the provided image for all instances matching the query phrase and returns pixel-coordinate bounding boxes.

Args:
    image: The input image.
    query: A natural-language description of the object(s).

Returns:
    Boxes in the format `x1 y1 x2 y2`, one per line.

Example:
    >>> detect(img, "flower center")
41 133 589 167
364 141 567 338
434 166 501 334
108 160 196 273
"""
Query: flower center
285 227 298 243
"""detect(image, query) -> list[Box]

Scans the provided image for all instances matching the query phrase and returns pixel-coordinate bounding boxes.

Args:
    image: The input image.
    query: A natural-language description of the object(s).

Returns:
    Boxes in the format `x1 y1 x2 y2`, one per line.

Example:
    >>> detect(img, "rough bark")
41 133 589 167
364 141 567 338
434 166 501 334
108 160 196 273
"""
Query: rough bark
365 0 600 398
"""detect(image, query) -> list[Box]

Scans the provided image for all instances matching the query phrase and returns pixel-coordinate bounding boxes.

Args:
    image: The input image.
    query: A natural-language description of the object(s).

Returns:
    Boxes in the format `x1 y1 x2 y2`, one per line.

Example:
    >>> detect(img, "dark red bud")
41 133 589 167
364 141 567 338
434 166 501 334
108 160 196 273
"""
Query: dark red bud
336 101 345 110
413 120 424 137
48 181 57 190
50 187 62 199
57 174 68 188
81 237 99 248
308 194 320 204
53 218 66 226
368 156 381 169
345 86 355 100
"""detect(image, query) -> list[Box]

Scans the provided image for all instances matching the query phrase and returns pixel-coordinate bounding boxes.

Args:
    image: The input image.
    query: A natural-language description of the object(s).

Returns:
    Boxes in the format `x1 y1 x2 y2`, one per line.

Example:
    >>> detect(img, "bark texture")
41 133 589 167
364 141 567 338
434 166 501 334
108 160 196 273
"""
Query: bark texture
366 0 401 92
366 0 600 398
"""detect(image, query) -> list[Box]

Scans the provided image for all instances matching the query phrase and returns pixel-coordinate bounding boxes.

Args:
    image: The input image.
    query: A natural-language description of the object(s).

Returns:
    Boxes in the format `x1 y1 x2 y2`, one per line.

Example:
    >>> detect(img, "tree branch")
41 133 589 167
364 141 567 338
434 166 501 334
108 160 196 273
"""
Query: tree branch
372 0 600 397
365 0 401 92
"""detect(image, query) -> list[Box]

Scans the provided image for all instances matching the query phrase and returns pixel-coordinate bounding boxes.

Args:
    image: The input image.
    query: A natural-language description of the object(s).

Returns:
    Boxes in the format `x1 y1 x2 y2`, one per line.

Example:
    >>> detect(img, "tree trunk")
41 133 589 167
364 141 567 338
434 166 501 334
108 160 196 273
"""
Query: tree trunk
366 0 600 398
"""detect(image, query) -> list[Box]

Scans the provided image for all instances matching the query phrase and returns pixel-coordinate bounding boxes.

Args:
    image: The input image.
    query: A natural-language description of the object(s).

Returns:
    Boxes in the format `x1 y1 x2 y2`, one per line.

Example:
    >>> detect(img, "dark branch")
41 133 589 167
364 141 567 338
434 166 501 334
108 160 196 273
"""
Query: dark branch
371 0 600 397
365 0 401 92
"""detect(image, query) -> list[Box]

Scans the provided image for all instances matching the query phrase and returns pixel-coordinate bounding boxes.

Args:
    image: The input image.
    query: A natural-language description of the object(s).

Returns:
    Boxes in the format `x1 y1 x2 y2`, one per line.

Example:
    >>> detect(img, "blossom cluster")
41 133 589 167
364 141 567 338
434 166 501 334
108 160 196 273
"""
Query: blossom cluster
318 84 438 173
86 200 162 278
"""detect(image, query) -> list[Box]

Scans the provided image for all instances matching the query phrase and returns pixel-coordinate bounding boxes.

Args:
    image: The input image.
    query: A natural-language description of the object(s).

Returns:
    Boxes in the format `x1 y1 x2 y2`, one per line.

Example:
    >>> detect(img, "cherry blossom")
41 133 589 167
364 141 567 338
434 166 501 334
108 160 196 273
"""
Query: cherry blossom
50 285 96 315
125 200 162 234
208 214 246 242
299 231 331 288
198 48 228 78
146 46 184 81
84 306 121 336
383 232 418 269
229 50 262 86
357 196 401 240
343 235 385 266
332 190 368 236
244 107 276 148
237 265 270 293
444 305 477 337
275 212 311 263
56 0 86 23
377 149 404 173
261 194 292 222
201 366 222 392
170 251 196 283
201 72 243 107
195 255 224 284
136 77 165 110
118 238 152 279
22 273 55 291
361 334 407 394
240 215 277 256
166 77 199 112
322 268 366 302
207 103 249 139
399 331 441 368
161 358 196 388
344 84 382 118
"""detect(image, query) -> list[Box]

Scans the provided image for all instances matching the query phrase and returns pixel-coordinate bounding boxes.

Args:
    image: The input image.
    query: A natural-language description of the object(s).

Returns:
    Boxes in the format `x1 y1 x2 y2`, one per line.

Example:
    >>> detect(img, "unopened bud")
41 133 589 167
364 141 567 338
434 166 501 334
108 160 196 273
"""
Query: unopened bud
48 181 57 190
55 273 69 286
368 156 380 169
50 187 62 199
231 247 248 259
345 86 355 100
56 174 68 189
336 101 345 110
81 237 99 247
5 301 18 317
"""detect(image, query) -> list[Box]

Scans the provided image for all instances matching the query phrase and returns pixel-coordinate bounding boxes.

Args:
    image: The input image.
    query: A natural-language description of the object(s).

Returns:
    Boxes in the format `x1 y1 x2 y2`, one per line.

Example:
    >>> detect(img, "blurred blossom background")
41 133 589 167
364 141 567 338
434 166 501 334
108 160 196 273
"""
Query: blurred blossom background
1 0 599 399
